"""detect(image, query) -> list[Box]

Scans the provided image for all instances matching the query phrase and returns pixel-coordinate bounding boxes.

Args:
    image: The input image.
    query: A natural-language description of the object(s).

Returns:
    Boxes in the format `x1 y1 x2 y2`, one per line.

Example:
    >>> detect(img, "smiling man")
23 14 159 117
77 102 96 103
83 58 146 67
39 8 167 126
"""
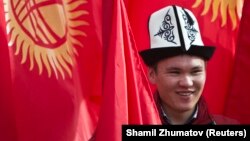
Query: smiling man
149 55 206 124
139 5 238 125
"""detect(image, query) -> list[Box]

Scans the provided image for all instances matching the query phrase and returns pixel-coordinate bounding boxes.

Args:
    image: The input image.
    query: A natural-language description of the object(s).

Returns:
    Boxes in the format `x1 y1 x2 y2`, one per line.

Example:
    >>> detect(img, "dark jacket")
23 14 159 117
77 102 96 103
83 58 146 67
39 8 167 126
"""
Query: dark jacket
154 92 239 125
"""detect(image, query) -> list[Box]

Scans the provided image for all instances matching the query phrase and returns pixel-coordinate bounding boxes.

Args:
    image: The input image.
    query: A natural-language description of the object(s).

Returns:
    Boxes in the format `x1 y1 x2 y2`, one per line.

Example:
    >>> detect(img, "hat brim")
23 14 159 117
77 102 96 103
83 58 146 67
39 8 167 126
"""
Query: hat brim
139 45 215 66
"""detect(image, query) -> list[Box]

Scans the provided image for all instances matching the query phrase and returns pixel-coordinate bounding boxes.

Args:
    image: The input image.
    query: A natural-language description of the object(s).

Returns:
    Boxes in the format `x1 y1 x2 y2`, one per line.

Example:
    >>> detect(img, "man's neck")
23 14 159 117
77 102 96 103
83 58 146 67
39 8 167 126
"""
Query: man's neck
161 104 197 125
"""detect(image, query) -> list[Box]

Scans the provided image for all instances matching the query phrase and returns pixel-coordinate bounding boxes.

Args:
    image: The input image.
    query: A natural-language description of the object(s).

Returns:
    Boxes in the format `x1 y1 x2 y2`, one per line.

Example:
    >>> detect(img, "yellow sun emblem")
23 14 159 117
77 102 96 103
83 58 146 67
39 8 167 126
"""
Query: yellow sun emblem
4 0 88 79
192 0 244 30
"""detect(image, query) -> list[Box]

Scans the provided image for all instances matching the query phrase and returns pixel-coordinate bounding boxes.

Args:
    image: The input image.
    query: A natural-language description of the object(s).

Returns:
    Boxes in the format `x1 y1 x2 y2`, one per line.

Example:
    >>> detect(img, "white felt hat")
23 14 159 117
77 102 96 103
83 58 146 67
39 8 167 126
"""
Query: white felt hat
140 5 215 66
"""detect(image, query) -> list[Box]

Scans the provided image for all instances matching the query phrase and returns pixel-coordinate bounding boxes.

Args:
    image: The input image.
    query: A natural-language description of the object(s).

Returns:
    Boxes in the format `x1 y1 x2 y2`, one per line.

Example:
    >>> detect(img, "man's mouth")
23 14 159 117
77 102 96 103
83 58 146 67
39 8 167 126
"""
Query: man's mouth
176 91 195 96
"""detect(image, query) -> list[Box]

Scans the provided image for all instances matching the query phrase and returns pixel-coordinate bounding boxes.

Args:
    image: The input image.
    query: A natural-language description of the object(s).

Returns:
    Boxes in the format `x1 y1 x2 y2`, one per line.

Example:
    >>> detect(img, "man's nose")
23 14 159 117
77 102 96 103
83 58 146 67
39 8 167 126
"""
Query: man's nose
179 75 193 87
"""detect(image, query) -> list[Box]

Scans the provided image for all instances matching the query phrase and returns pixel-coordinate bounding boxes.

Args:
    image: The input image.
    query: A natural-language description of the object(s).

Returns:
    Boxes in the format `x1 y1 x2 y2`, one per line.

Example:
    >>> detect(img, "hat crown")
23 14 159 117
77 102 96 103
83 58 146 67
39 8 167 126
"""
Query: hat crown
149 5 204 51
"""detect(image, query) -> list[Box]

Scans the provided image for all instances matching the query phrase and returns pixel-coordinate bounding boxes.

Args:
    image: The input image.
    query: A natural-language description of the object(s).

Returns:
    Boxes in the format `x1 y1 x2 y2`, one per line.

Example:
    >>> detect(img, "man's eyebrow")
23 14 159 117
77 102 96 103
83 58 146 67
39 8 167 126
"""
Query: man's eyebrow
166 67 181 71
165 65 204 70
191 66 204 70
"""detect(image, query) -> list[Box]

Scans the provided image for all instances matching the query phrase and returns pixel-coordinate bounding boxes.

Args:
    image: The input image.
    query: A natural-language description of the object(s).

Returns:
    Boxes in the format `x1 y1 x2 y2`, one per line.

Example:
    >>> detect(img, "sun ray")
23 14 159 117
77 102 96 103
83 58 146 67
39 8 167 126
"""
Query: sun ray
4 0 88 79
69 21 89 27
3 2 8 11
228 1 237 29
69 29 87 36
67 0 87 11
41 52 52 77
64 41 74 54
52 54 65 80
7 28 16 46
201 0 212 15
72 48 78 56
16 36 22 53
15 36 22 55
70 37 83 47
66 47 74 56
192 0 202 8
63 52 73 65
5 23 13 34
220 0 228 27
56 53 72 78
34 48 43 75
211 0 220 22
47 53 59 79
192 0 242 30
21 44 29 64
69 11 89 20
15 42 22 56
29 45 35 71
5 14 10 21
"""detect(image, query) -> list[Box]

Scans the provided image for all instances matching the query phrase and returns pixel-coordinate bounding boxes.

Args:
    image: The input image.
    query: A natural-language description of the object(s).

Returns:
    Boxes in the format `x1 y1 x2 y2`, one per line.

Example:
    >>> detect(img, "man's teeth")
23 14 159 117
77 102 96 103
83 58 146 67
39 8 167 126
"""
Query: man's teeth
177 92 193 96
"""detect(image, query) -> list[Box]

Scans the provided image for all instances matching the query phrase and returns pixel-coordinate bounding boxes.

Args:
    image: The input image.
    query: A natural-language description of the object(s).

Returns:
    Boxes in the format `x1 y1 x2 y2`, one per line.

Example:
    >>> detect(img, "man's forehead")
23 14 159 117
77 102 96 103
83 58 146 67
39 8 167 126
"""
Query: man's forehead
160 55 205 63
157 55 206 68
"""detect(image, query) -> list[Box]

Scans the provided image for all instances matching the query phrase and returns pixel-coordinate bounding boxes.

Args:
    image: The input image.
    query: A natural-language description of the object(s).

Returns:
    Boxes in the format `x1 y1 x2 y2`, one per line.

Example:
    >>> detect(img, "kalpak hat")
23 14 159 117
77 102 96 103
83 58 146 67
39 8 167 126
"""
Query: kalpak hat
140 5 215 66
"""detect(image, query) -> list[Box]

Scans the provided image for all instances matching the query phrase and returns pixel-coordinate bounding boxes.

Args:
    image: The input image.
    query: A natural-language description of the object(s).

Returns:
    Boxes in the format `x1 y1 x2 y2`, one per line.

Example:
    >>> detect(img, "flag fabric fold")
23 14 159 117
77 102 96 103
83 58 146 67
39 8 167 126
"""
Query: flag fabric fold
94 0 161 140
1 0 250 141
0 0 102 140
225 0 250 124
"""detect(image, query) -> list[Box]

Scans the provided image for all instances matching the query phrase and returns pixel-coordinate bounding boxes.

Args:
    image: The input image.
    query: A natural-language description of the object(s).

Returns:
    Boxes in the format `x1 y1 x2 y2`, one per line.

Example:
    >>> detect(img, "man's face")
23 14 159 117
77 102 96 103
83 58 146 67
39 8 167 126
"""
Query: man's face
148 55 206 113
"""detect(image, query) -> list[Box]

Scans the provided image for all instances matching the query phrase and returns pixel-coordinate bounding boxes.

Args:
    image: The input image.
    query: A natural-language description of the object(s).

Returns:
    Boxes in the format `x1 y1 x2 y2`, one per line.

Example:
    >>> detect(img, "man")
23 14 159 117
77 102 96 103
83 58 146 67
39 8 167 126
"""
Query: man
139 5 238 124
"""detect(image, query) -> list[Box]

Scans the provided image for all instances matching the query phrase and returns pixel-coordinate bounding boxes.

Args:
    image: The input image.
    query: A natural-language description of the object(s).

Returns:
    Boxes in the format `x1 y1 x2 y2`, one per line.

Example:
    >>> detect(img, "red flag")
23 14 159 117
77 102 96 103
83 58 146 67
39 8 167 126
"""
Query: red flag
0 2 16 140
94 0 161 140
0 0 102 140
192 0 241 115
225 0 250 124
126 0 241 115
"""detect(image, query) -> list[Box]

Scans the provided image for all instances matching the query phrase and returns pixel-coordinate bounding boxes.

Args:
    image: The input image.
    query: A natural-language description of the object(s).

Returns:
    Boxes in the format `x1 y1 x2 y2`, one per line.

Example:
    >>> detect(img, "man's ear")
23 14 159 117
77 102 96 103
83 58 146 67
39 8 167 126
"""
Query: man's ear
148 67 156 84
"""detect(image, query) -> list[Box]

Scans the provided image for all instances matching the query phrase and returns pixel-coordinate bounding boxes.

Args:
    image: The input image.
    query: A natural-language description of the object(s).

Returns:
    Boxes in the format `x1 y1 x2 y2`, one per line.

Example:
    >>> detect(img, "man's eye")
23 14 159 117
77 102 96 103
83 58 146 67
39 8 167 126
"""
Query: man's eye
168 71 180 74
191 70 203 74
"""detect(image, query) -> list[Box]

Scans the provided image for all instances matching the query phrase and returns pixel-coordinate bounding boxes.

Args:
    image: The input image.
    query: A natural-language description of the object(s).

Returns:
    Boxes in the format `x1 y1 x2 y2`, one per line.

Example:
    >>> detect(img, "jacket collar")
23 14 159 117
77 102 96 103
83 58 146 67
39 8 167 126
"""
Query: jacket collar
154 91 215 125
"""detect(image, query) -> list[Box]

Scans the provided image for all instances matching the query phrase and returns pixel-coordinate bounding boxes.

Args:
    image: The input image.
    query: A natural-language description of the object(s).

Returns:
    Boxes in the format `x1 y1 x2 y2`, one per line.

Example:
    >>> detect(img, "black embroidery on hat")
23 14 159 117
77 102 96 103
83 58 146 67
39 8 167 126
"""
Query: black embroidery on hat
154 9 176 44
182 8 198 44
